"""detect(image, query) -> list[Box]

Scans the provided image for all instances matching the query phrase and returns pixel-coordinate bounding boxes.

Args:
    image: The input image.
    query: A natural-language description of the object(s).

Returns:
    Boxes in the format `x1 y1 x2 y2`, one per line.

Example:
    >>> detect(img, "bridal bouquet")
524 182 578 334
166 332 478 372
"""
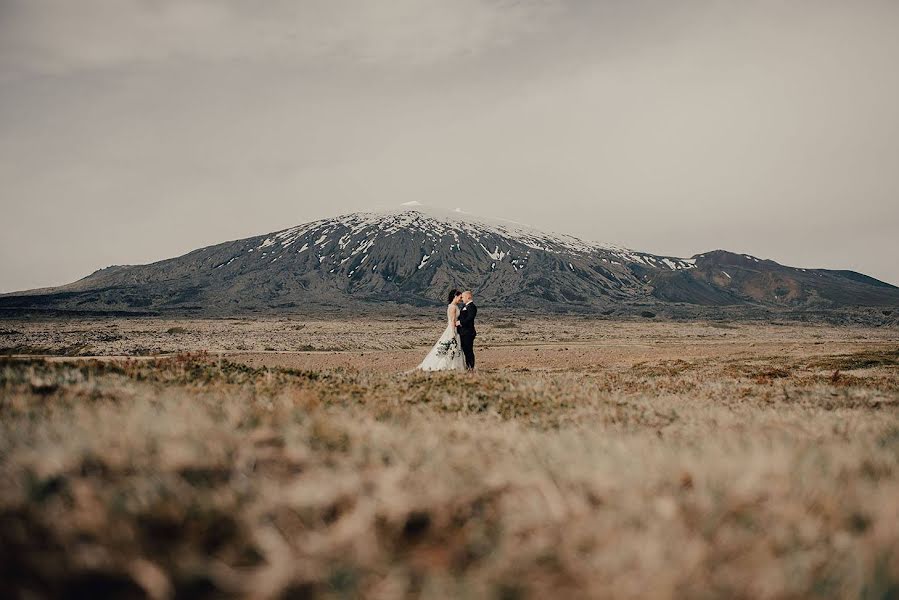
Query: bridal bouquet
435 337 459 359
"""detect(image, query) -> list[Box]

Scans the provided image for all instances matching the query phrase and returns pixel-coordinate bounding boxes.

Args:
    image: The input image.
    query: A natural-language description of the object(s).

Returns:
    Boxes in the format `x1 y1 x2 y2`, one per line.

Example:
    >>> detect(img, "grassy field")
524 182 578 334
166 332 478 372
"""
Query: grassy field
1 317 898 599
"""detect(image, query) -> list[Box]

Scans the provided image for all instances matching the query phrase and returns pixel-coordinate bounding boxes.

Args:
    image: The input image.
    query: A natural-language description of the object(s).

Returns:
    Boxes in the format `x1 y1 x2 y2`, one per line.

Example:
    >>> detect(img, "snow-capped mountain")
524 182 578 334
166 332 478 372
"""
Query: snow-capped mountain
3 205 898 316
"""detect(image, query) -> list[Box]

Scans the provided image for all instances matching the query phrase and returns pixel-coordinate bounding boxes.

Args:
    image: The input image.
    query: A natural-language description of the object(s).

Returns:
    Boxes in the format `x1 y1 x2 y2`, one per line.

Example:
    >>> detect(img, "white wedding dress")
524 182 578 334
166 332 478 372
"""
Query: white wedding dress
417 303 467 372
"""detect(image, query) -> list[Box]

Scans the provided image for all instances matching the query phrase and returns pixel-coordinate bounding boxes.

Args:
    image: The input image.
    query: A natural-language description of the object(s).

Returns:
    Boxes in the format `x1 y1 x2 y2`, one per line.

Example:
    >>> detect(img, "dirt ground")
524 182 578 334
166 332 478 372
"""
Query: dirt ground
3 315 897 371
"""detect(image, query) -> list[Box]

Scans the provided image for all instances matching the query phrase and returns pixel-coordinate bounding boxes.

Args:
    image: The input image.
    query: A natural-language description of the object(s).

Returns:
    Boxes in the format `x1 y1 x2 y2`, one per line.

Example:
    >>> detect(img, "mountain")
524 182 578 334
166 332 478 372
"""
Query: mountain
2 205 897 317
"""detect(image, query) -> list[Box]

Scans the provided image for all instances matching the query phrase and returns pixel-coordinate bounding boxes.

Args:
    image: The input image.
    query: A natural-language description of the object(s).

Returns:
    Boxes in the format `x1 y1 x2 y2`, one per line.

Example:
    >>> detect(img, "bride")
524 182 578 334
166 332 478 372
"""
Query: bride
417 289 467 372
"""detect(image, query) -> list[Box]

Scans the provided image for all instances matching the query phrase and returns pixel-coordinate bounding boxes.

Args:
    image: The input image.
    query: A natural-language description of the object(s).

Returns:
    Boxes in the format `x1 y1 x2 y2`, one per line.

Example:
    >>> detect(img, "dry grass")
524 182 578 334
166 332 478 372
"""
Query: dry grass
1 318 898 599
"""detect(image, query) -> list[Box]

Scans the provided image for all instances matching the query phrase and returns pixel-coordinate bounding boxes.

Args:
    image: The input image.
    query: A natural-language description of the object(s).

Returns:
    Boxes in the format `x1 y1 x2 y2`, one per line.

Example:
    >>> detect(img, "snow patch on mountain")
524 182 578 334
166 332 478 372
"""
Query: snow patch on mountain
245 206 698 277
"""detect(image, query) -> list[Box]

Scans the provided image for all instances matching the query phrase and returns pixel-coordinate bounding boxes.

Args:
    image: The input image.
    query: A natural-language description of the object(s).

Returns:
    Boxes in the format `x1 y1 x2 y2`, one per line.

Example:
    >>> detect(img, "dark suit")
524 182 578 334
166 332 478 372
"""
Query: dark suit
457 302 477 370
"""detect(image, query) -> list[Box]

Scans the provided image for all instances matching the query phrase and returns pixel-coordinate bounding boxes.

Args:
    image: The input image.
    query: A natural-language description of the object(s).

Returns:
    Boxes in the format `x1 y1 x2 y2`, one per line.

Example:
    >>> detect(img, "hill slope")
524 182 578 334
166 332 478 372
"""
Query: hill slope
2 206 897 316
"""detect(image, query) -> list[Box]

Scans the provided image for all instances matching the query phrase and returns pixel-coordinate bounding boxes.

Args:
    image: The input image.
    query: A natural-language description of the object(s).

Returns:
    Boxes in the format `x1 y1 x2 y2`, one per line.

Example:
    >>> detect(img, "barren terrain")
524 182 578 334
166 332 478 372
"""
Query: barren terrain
2 316 898 599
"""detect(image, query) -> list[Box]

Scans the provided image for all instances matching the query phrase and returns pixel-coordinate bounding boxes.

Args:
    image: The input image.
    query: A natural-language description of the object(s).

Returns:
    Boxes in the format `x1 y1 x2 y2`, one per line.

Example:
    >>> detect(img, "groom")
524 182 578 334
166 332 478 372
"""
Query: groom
456 290 478 371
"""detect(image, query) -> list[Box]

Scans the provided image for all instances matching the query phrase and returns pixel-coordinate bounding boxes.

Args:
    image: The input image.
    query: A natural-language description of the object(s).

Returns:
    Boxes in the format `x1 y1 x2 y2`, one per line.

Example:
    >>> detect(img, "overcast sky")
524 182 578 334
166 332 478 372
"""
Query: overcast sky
2 0 898 292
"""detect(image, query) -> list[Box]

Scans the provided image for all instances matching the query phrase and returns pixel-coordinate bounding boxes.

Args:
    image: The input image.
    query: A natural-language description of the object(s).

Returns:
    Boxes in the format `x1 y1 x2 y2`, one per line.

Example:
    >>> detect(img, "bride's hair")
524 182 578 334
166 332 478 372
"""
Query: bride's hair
447 289 462 304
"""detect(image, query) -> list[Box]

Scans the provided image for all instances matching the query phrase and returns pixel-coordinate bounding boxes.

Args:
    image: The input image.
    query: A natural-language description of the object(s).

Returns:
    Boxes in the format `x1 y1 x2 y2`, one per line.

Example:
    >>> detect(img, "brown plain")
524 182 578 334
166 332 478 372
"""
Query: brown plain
1 317 898 599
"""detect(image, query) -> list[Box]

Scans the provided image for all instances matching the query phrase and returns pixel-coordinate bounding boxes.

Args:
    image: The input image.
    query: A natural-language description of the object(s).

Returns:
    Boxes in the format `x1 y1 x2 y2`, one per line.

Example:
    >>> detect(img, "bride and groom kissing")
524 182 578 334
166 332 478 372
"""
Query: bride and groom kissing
418 289 478 372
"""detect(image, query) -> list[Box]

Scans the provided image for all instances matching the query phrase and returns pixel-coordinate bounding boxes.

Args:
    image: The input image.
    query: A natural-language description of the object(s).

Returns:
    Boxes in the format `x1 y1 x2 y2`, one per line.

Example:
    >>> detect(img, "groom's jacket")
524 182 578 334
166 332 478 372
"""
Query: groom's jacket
458 302 477 337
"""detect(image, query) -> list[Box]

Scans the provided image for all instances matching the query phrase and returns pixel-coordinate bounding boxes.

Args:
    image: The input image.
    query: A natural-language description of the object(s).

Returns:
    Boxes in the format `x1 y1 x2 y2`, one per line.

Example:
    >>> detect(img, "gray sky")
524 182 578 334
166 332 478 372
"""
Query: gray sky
2 0 898 292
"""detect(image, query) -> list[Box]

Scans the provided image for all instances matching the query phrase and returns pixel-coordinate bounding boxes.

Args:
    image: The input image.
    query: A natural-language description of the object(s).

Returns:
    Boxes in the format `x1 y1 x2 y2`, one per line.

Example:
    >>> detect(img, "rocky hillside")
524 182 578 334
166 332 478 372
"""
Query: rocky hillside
2 205 897 316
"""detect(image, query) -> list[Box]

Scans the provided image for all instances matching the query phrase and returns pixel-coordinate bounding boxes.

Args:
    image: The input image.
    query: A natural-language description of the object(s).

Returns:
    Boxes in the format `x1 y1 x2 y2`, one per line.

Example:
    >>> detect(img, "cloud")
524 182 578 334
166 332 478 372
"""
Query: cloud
0 0 561 77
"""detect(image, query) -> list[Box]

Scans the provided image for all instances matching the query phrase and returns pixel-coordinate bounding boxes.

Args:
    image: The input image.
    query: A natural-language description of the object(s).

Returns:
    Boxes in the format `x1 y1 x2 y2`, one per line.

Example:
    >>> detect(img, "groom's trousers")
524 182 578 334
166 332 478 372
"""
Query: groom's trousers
460 334 476 370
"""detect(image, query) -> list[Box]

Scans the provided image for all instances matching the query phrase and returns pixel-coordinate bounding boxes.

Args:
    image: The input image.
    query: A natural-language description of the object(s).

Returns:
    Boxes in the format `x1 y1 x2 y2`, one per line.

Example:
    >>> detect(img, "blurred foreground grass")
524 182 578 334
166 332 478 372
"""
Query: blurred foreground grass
1 350 898 599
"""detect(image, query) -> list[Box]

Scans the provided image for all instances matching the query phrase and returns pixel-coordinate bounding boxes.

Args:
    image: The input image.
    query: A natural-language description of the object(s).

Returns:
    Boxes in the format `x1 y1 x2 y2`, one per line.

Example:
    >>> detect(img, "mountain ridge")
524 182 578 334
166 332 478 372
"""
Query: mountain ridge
2 206 897 318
